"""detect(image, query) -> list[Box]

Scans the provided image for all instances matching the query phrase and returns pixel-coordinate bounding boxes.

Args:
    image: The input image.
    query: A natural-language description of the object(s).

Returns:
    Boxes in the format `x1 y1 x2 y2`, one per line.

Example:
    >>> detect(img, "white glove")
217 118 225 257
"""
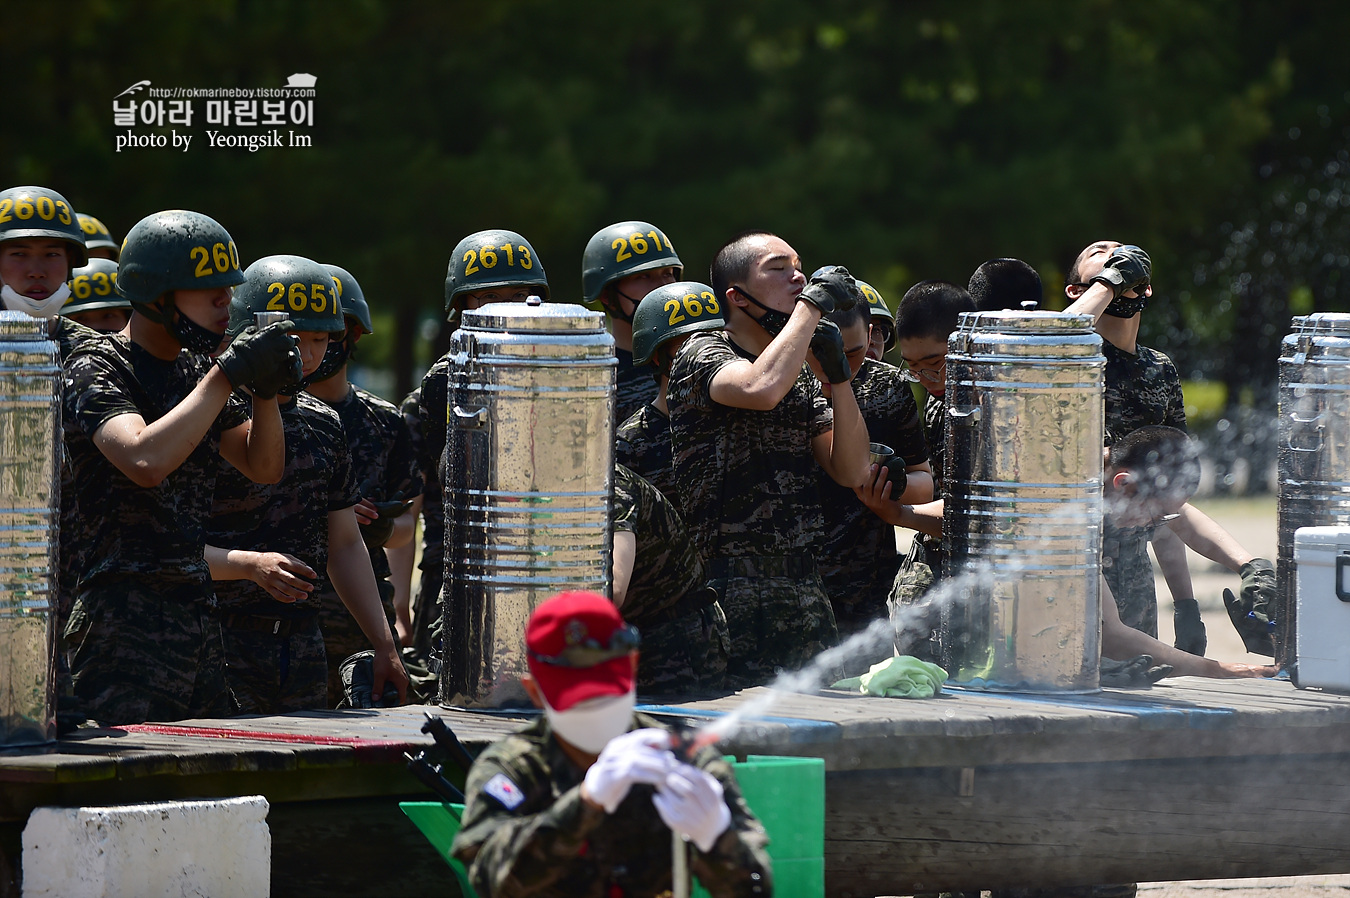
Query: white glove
582 728 675 813
653 763 732 852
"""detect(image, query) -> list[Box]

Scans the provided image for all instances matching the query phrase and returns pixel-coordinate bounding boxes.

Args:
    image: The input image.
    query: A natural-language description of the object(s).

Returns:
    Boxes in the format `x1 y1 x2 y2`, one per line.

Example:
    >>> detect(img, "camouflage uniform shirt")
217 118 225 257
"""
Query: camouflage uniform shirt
615 347 659 426
416 361 451 581
614 464 728 693
668 331 833 561
615 403 676 506
327 385 423 580
63 333 249 590
816 359 929 622
1101 338 1187 637
452 712 772 898
208 393 360 618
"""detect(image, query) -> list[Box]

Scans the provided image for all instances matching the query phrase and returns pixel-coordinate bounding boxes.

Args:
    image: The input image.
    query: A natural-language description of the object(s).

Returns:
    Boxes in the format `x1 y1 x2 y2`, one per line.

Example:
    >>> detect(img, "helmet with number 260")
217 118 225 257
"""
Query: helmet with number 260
0 186 88 272
64 258 130 316
582 220 682 306
76 212 120 260
229 255 346 337
859 279 895 351
117 210 245 306
631 281 725 367
444 229 549 319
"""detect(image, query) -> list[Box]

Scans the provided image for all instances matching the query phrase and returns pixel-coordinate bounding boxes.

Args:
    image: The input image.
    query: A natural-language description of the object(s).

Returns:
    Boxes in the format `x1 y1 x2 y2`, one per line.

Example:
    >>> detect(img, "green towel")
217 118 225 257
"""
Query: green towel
832 655 948 698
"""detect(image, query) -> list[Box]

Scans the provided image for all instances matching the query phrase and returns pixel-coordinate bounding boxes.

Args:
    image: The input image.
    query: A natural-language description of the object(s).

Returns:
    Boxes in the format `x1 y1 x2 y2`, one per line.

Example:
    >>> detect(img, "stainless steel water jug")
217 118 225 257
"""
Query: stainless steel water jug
440 299 616 707
0 313 60 745
1277 313 1350 673
943 311 1104 693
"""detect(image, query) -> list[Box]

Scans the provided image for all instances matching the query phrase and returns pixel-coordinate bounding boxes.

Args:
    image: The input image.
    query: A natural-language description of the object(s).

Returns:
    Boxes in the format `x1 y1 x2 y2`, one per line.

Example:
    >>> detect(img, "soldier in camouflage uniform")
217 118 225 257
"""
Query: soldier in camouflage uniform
61 209 298 725
305 264 424 705
668 233 871 687
862 280 896 362
890 281 976 663
452 591 771 898
968 257 1043 312
582 221 683 423
613 463 728 694
617 281 727 507
417 229 550 675
806 286 932 661
206 255 407 713
75 211 120 262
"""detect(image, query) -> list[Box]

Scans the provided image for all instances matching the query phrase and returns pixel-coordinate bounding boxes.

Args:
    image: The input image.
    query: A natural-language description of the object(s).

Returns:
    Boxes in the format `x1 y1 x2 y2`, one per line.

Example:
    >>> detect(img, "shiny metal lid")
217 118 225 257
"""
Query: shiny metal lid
0 311 52 341
462 299 606 334
1292 312 1350 336
956 310 1096 335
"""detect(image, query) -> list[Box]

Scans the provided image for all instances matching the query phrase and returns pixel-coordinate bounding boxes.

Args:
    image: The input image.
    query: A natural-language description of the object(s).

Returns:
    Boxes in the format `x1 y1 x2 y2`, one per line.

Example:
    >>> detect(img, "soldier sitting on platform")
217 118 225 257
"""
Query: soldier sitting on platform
451 590 771 898
860 425 1276 680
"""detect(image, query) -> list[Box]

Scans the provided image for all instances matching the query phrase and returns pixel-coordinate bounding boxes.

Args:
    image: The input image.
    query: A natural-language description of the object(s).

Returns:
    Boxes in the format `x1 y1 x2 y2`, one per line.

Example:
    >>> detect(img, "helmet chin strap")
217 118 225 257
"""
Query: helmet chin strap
604 287 639 324
165 294 224 354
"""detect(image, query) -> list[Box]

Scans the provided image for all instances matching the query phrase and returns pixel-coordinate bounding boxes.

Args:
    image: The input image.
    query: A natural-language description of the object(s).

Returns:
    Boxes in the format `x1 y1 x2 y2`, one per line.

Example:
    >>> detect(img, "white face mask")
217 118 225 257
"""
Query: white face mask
543 688 637 754
1 283 70 319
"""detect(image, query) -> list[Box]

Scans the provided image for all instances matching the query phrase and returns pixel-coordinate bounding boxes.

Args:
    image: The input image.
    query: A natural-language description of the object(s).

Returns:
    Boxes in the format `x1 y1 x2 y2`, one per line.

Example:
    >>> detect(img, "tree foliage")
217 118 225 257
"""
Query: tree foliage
7 0 1349 399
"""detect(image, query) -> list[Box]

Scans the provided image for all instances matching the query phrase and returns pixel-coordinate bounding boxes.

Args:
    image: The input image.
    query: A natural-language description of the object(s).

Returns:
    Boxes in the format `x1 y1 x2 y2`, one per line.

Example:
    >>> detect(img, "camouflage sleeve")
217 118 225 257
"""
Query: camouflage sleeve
803 368 834 439
417 364 448 494
1162 357 1188 432
64 350 141 437
612 464 639 535
377 394 423 499
670 333 736 411
217 388 250 432
689 749 774 898
326 418 362 512
452 745 608 897
615 409 643 470
887 380 929 466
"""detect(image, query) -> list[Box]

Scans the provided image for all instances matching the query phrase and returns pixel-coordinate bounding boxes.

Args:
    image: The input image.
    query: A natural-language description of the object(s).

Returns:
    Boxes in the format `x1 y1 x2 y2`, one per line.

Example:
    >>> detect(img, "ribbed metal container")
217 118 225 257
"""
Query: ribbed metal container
440 299 616 707
943 311 1104 693
0 312 60 745
1277 313 1350 675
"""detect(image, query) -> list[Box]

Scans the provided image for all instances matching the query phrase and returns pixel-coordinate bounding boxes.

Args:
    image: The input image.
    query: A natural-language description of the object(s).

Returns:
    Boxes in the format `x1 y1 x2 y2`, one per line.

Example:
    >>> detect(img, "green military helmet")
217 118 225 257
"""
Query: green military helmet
444 229 549 320
229 254 346 337
116 210 245 307
64 258 130 316
0 186 88 273
582 220 682 307
631 281 725 366
859 279 896 351
323 263 374 335
76 212 120 260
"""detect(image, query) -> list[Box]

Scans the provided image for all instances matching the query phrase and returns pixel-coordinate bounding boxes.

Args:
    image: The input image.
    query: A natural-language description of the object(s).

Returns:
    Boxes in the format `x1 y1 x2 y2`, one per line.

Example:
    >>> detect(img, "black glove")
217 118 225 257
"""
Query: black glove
798 265 861 315
359 498 415 550
809 319 851 384
1100 654 1173 688
1089 244 1151 299
215 321 301 399
878 452 909 496
1172 598 1207 656
337 650 401 709
1221 557 1277 656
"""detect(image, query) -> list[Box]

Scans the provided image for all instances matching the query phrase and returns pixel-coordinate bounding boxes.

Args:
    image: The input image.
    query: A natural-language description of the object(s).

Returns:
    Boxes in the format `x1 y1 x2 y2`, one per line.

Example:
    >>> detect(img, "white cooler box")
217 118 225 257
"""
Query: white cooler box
1295 525 1350 692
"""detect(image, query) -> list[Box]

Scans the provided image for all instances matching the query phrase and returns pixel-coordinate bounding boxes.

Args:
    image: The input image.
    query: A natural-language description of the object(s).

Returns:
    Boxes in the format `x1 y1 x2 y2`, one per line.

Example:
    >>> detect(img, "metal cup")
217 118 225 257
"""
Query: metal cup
254 311 289 329
869 442 894 467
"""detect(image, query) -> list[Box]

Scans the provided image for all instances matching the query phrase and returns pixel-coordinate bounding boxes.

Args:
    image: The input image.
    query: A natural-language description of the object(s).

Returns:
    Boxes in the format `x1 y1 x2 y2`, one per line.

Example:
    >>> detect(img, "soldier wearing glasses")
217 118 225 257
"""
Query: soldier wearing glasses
451 591 771 898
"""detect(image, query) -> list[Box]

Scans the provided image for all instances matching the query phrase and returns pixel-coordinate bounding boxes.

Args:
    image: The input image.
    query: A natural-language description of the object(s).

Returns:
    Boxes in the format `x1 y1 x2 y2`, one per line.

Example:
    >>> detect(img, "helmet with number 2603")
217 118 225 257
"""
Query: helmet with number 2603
0 185 88 272
117 210 245 306
581 220 682 308
444 229 549 319
229 255 347 337
64 258 130 316
631 281 725 366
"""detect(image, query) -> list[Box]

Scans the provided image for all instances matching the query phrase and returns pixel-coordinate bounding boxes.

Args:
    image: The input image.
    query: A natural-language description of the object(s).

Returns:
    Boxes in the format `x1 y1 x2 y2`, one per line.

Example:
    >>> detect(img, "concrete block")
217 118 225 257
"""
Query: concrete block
21 795 270 898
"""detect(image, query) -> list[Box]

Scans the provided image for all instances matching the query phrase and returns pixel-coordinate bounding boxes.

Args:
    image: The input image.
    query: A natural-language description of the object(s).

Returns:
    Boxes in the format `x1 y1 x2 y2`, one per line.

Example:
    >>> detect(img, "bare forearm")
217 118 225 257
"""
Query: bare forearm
1170 505 1253 572
820 387 870 488
1151 526 1194 603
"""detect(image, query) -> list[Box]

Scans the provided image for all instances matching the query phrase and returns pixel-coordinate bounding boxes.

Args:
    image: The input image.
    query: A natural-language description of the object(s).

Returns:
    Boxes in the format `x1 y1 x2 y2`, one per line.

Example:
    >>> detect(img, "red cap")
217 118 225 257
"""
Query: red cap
525 591 636 711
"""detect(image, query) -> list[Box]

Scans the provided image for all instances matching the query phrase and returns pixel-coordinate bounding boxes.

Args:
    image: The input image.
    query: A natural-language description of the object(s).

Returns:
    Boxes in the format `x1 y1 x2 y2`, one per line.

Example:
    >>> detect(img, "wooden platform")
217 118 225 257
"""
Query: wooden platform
3 677 1350 897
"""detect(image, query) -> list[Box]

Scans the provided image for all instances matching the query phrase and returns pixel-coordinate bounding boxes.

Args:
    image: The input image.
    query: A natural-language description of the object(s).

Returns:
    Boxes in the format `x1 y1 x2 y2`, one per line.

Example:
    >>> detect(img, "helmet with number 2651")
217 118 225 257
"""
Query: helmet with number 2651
229 254 346 337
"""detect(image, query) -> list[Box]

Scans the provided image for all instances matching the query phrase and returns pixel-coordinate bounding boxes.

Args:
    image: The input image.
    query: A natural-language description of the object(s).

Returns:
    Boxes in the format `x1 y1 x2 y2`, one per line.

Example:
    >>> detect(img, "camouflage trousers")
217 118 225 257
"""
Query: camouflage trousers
315 578 399 707
1102 526 1159 638
888 538 946 667
220 612 328 714
63 578 233 726
636 601 730 696
708 556 839 689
